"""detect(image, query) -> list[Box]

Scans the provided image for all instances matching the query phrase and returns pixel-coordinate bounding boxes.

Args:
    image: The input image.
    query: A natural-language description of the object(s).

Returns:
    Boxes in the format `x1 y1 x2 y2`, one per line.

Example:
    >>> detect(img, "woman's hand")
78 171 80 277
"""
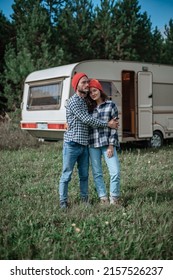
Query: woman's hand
107 145 114 158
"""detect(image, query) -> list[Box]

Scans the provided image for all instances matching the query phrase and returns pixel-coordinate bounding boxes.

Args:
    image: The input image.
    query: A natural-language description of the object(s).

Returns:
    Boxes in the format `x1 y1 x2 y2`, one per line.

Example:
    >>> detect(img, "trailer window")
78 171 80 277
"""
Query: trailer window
27 82 62 110
100 81 112 99
99 81 119 100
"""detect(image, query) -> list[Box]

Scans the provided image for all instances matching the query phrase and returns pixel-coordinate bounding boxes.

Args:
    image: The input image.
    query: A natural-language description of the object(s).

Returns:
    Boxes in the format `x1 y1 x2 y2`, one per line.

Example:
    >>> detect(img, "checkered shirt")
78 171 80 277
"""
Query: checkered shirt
64 94 108 146
89 100 119 147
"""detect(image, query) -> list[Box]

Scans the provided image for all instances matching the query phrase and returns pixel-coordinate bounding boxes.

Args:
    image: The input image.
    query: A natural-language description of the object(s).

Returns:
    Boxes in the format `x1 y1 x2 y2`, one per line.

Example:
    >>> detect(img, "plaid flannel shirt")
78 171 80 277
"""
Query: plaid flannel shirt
89 100 119 147
64 94 108 146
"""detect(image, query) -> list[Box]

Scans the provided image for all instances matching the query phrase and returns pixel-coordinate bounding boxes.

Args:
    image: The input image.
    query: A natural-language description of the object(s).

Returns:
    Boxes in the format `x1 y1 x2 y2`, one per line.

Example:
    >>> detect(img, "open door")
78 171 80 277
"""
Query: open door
122 71 135 137
138 71 153 138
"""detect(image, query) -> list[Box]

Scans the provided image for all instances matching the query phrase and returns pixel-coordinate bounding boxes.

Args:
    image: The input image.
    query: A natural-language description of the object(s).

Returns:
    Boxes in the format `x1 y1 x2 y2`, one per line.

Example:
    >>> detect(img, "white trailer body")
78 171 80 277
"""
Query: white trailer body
21 60 173 147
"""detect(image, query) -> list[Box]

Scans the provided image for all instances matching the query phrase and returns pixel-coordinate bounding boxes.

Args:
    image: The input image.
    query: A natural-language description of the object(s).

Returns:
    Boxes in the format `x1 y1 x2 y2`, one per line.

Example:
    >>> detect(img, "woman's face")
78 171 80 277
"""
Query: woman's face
89 87 101 101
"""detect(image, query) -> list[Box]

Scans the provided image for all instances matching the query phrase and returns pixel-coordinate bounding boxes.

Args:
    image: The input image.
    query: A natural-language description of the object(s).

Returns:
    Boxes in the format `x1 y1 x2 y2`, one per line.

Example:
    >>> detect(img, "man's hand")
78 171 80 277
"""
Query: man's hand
108 118 119 129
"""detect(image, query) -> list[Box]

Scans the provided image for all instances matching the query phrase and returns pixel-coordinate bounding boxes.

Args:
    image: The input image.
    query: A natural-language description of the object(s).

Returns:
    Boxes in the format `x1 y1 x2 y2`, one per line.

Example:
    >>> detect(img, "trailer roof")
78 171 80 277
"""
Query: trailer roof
25 63 78 82
25 59 173 83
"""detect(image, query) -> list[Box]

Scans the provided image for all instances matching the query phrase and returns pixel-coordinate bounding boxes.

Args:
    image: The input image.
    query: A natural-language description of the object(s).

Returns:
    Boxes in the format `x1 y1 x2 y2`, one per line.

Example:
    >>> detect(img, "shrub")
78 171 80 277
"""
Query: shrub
0 110 40 150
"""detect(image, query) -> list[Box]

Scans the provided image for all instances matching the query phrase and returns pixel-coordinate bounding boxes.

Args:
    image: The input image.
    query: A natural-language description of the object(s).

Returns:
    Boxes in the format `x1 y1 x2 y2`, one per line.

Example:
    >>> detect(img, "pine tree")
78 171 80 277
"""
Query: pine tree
90 0 145 60
55 0 95 62
2 0 64 109
91 0 116 59
133 11 153 62
0 12 15 72
0 0 170 110
162 19 173 65
111 0 141 60
150 27 164 63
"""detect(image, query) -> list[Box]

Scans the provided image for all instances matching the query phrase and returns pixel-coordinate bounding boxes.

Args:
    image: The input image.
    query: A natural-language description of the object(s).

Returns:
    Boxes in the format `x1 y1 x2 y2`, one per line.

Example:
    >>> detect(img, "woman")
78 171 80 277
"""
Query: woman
87 79 120 205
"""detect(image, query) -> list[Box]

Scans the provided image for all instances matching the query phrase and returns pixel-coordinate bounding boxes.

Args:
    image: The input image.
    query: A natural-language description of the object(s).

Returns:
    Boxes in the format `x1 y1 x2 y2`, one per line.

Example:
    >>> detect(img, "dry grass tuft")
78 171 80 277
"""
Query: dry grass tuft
0 110 40 150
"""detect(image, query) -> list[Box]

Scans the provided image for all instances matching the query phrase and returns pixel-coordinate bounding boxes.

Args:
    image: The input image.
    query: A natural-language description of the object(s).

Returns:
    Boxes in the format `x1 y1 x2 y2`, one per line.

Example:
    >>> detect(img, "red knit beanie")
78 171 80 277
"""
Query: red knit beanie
72 72 88 91
89 79 103 92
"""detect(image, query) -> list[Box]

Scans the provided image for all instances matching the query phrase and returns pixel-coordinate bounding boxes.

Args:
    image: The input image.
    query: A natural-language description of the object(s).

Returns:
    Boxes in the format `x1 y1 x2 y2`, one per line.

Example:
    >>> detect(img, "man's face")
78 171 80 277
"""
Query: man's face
77 76 89 93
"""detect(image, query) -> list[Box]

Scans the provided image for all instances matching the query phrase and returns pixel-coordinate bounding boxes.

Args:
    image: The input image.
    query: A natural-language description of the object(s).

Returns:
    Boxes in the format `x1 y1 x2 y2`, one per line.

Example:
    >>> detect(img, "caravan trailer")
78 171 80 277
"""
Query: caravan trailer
21 60 173 147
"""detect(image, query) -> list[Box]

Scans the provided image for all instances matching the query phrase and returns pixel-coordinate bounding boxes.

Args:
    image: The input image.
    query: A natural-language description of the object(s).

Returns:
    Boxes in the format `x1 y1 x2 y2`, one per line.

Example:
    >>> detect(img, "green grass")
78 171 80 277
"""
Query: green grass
0 116 173 259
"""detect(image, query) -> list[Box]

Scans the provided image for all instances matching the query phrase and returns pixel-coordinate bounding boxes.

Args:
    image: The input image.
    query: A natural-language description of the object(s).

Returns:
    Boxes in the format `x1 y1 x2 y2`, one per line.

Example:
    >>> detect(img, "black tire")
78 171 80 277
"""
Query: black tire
149 131 163 148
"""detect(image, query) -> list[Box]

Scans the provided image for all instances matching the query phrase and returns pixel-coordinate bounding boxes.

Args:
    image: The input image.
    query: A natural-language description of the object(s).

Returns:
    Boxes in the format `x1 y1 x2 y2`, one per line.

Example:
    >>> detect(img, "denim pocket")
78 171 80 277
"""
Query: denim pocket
66 141 79 147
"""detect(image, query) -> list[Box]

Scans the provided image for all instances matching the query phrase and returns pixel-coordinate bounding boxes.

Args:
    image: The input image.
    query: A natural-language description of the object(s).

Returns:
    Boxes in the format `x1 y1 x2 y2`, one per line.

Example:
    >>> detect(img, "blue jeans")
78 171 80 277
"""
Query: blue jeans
89 146 120 198
59 141 89 203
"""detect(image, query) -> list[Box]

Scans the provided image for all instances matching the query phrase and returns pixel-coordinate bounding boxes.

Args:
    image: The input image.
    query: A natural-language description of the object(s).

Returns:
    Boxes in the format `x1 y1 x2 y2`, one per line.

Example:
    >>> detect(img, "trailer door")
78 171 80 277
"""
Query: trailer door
138 71 153 138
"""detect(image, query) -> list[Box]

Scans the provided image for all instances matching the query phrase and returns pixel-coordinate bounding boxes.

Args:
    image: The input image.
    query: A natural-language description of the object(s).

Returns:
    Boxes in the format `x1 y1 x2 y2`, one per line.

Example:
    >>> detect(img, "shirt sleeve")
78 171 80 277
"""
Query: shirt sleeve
69 97 108 128
109 102 119 145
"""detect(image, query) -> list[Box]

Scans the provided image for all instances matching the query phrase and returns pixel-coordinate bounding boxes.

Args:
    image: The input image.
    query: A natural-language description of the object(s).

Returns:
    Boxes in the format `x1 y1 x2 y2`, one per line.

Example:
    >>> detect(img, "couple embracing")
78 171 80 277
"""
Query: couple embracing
58 72 120 209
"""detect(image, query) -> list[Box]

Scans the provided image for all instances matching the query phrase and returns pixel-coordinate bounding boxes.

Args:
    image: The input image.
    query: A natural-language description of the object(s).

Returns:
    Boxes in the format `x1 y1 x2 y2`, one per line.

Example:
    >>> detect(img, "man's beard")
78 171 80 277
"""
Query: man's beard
78 89 89 95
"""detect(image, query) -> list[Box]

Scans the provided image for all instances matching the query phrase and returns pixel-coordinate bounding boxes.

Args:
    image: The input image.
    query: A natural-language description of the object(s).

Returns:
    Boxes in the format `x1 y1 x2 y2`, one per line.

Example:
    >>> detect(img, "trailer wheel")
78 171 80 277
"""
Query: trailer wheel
149 131 163 148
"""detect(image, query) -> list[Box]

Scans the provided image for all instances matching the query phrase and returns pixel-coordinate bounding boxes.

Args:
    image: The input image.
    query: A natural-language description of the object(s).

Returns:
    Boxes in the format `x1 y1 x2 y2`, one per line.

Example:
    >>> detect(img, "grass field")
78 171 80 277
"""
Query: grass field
0 114 173 260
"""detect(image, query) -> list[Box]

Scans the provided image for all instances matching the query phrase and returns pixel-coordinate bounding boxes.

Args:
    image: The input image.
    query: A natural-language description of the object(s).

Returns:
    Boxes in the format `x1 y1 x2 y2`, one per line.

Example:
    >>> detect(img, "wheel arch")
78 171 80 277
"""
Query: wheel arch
153 124 166 139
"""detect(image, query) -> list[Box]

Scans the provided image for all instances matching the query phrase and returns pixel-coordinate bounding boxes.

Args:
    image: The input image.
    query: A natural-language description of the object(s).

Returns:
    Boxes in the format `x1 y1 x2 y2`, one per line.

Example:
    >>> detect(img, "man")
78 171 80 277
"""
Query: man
59 72 118 208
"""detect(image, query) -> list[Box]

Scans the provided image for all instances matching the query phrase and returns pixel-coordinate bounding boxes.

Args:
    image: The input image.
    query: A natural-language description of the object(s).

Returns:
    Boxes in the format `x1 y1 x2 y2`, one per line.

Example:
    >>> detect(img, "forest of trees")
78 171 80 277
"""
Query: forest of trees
0 0 173 111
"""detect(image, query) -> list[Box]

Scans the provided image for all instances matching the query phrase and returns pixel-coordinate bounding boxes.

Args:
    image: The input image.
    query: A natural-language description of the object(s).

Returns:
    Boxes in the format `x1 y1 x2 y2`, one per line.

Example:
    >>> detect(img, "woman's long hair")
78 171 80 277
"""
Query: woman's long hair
85 90 109 113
